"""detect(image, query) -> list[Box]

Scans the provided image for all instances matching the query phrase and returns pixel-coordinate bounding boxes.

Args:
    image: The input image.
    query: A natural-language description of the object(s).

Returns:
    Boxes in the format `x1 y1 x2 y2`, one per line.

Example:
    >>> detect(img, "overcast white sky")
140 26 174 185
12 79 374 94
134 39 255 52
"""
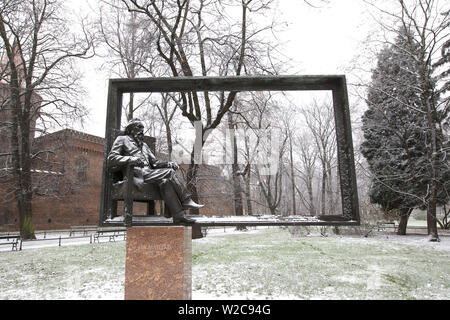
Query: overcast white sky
70 0 375 138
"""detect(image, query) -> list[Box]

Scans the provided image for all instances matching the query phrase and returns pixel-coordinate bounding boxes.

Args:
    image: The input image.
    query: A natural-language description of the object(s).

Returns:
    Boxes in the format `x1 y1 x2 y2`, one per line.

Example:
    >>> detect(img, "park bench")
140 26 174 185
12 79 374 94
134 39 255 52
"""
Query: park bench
93 228 126 243
377 221 396 231
0 235 21 251
69 225 98 236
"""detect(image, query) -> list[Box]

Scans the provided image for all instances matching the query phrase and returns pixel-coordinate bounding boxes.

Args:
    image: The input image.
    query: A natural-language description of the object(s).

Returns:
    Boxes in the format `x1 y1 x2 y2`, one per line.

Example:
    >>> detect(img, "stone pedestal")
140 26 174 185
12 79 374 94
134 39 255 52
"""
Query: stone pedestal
125 226 192 300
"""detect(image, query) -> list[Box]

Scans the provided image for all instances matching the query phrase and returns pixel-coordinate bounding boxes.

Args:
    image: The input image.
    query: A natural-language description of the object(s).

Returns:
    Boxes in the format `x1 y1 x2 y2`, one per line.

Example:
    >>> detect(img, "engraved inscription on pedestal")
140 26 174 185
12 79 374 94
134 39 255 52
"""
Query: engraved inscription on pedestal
125 226 192 300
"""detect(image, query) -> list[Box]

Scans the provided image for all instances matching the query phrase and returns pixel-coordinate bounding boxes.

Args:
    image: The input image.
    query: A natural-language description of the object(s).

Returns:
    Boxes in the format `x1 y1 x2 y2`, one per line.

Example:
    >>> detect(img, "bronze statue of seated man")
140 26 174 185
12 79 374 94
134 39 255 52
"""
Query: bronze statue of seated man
107 118 203 224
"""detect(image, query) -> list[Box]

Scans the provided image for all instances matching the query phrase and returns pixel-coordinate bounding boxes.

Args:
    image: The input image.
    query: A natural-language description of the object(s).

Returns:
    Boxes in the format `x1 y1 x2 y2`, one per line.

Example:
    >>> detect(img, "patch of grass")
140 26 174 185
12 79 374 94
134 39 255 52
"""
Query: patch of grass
0 228 449 300
0 242 126 300
191 228 450 299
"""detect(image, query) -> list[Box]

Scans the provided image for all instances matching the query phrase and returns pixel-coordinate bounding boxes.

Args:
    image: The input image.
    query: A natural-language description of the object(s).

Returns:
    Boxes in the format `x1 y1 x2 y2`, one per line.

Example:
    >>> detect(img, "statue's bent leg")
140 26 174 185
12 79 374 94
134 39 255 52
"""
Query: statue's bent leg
170 171 191 202
158 179 195 224
143 168 204 214
157 178 183 217
143 168 190 202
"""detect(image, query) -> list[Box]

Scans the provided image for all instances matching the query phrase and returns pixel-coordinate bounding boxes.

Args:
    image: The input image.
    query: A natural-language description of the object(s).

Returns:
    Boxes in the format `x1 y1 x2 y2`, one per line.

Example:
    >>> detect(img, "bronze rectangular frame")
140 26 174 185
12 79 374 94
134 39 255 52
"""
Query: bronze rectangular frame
99 75 360 226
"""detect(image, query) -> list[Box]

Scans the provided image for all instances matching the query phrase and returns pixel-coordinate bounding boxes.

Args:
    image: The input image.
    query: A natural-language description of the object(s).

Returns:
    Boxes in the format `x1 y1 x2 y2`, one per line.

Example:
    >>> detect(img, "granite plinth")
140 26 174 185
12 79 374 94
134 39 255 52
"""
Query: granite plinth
125 226 192 300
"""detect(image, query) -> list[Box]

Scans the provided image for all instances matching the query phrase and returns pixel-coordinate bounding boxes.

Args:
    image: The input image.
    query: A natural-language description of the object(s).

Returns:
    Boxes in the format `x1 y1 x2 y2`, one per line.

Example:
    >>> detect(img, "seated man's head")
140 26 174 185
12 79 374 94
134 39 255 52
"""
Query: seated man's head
125 118 144 142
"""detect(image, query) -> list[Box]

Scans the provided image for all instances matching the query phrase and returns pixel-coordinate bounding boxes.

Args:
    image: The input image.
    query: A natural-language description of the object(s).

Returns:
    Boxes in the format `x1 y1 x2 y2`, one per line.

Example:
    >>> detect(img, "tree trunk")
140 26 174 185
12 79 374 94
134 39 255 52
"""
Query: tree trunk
326 161 334 212
165 121 173 160
244 171 253 215
232 166 244 216
185 162 200 214
231 165 244 217
228 114 246 230
232 162 245 231
19 155 34 239
13 136 35 240
128 92 134 120
397 208 412 235
9 84 35 239
228 114 243 216
269 205 277 215
243 135 253 216
185 162 203 239
423 72 440 242
427 201 439 241
307 178 315 216
184 121 209 238
19 96 36 239
233 167 246 231
21 210 35 239
289 135 296 215
321 167 327 215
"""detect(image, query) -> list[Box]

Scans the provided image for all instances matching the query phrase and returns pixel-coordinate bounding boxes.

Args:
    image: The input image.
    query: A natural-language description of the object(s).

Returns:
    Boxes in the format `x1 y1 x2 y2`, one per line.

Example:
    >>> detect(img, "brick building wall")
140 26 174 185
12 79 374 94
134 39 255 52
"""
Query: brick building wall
0 129 106 230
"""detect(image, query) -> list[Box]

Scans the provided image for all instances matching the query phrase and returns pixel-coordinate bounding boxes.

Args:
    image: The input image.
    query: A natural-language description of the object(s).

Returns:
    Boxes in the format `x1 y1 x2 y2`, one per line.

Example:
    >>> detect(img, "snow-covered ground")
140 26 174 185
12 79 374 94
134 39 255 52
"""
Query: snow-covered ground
1 226 449 300
0 230 126 252
190 227 450 300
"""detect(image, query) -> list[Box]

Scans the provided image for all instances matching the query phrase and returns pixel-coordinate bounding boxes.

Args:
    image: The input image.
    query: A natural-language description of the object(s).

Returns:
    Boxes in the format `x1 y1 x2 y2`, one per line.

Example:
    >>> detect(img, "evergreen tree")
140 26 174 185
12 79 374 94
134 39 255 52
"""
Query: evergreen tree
361 27 429 234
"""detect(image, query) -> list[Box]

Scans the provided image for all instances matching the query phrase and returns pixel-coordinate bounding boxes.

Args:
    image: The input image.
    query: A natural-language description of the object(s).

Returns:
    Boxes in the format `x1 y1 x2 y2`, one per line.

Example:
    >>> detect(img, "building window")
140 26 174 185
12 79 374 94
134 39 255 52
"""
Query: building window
75 157 89 182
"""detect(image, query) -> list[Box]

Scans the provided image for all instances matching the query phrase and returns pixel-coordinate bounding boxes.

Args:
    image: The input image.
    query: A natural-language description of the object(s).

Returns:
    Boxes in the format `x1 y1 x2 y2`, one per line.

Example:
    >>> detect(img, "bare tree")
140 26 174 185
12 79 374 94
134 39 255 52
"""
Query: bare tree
301 98 338 216
97 0 158 120
150 93 180 160
255 130 288 215
282 112 298 215
120 0 283 217
294 133 318 216
98 0 186 188
0 0 94 238
232 92 290 215
227 112 245 218
230 91 275 216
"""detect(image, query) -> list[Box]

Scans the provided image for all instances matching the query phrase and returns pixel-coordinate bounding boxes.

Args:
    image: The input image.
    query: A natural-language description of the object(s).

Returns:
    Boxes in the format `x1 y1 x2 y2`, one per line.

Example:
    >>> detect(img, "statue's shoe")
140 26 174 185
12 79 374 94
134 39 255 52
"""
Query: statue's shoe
182 199 205 210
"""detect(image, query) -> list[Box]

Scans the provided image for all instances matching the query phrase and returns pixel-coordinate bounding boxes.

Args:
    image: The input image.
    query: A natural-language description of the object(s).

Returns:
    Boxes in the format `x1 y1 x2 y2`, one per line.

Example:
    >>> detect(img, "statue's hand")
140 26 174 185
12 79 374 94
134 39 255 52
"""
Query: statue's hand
168 162 179 170
129 157 145 167
133 177 145 191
